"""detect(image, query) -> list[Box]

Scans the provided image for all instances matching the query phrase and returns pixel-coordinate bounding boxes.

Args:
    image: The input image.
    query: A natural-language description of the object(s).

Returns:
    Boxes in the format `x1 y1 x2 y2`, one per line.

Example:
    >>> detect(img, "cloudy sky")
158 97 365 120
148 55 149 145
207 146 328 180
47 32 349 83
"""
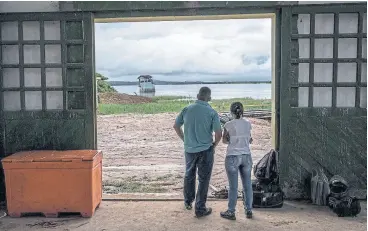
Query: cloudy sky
95 18 271 82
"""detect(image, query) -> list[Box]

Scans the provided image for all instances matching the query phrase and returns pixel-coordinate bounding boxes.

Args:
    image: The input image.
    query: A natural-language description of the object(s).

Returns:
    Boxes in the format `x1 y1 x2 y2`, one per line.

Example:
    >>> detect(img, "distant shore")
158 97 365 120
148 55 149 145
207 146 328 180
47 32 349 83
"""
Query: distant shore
109 80 271 86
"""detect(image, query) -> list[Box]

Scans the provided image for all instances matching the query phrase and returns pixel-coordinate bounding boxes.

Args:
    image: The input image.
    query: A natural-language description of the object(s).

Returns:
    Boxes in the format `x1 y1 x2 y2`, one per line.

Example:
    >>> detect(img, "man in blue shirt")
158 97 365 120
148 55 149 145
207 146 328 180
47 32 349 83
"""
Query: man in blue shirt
173 87 222 218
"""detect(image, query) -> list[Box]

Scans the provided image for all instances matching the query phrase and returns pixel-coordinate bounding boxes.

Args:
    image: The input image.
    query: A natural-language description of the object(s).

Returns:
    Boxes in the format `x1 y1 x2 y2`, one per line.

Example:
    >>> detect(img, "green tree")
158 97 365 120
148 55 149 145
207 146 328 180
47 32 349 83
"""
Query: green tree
96 73 117 93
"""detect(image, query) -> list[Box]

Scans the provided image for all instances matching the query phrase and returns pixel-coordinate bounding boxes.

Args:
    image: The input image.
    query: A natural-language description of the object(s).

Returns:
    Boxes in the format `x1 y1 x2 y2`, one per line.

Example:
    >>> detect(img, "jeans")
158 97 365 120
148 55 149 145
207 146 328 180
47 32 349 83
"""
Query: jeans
225 154 253 213
184 146 214 213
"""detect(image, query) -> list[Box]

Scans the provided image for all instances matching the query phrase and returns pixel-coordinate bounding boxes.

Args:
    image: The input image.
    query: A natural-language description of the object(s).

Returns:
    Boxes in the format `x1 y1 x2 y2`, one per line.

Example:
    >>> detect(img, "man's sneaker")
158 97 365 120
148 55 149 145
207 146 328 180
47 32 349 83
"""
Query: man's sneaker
195 207 212 218
184 203 192 210
220 210 236 220
246 210 253 219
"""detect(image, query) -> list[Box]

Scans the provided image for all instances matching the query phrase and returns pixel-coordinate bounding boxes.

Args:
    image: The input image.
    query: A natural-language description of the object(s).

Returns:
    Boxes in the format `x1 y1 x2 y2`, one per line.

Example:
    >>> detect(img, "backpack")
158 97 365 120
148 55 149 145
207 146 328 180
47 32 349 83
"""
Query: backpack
253 149 279 184
252 150 284 208
327 195 361 217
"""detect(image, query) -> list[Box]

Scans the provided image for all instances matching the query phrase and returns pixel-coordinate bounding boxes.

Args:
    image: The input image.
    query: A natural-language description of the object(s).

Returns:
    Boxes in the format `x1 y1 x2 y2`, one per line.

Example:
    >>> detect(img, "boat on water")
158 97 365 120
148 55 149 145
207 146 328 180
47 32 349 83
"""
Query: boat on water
137 75 155 93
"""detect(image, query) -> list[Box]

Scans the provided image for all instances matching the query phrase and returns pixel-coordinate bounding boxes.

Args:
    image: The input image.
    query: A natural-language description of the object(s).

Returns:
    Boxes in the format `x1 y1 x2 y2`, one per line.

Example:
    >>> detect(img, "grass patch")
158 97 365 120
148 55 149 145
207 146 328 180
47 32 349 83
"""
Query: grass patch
98 96 271 115
151 96 191 102
103 180 167 193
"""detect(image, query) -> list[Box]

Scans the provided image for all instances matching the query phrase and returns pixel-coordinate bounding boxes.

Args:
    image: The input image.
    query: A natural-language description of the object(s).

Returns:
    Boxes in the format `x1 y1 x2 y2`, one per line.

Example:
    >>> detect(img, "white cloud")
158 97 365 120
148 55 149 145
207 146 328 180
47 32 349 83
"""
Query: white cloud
95 18 272 81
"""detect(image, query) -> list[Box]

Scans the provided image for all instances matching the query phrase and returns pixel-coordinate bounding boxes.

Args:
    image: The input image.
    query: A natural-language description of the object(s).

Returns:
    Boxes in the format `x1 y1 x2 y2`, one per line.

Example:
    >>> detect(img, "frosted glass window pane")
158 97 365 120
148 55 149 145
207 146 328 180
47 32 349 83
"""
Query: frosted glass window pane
44 21 60 40
315 39 333 58
339 13 358 34
299 39 310 58
46 68 63 87
25 91 42 110
337 63 356 83
46 91 63 110
338 38 357 58
24 68 41 87
314 63 333 83
45 45 61 63
360 87 367 108
4 91 21 111
298 63 309 83
24 45 41 64
23 21 40 40
2 45 19 64
361 63 367 83
298 87 309 107
297 14 310 34
336 87 355 107
363 13 367 33
362 38 367 59
313 87 332 107
1 21 18 41
3 68 20 88
315 14 334 34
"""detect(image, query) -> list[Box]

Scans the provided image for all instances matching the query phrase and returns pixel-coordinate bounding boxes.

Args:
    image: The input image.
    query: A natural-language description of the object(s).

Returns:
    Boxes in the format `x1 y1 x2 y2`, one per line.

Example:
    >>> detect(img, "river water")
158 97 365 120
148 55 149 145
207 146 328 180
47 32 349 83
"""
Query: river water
113 83 271 100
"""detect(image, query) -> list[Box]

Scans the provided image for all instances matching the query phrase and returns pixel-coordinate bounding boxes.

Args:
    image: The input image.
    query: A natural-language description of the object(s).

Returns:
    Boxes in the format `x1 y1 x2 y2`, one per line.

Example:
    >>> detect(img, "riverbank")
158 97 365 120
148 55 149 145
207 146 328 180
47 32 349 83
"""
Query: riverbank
98 93 271 115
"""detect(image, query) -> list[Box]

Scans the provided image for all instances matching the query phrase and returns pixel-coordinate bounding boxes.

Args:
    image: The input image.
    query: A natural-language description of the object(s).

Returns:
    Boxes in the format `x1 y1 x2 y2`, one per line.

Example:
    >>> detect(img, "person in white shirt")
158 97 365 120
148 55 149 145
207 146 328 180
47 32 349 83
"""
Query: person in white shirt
220 102 253 220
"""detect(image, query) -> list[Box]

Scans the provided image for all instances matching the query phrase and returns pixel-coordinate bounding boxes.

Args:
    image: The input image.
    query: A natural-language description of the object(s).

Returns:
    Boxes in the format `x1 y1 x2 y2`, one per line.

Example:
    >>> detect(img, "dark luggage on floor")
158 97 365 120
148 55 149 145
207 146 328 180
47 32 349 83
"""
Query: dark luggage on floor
251 179 284 208
252 149 284 208
327 194 361 217
326 175 361 217
253 149 279 184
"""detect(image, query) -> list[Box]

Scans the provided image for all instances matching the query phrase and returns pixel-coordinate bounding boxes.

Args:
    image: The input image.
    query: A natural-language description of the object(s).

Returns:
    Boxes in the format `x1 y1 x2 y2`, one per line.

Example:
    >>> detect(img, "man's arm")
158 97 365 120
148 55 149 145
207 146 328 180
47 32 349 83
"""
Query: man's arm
214 129 222 147
173 108 186 142
173 124 184 141
212 113 222 147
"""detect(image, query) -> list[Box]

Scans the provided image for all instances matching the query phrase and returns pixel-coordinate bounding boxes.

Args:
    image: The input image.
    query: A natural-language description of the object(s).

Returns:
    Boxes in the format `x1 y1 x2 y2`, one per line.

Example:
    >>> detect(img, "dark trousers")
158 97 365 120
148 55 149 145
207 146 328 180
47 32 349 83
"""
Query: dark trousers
184 146 214 213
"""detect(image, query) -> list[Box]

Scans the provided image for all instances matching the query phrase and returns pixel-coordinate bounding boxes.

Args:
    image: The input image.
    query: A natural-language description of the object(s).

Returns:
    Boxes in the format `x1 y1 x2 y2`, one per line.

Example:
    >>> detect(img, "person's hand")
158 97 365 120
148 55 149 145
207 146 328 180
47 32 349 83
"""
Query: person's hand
226 133 230 142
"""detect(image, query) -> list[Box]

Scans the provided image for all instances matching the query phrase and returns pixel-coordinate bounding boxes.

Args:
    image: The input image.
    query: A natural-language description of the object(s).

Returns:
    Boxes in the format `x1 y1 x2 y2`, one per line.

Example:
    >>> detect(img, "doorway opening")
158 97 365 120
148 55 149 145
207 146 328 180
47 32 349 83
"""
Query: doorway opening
94 14 277 197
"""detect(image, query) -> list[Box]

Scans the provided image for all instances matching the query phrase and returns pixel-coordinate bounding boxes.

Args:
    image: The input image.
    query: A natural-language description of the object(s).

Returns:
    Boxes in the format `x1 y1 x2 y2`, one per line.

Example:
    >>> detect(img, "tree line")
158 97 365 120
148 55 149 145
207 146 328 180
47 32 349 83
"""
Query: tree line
96 73 117 93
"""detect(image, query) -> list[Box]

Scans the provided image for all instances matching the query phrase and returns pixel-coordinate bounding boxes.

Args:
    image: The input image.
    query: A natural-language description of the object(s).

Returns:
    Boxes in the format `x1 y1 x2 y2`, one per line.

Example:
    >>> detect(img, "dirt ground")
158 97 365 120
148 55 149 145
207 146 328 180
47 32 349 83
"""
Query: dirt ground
97 113 272 194
0 201 366 231
98 93 153 104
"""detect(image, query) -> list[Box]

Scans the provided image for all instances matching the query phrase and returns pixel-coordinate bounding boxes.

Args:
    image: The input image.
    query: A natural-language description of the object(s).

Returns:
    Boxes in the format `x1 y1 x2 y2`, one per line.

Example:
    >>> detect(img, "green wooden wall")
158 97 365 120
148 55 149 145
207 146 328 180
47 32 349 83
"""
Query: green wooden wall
279 4 367 199
0 12 96 200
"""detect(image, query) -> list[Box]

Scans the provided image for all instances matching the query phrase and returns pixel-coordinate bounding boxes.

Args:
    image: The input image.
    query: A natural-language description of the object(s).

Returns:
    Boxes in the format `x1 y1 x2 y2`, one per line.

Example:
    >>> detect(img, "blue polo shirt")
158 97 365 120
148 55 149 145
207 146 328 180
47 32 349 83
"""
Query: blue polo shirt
175 100 222 153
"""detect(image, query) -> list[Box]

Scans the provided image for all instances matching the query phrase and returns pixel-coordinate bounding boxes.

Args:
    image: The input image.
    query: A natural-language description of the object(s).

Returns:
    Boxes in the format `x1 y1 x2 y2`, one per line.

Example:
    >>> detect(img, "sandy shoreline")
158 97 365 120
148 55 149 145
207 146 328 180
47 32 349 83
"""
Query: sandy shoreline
98 113 272 194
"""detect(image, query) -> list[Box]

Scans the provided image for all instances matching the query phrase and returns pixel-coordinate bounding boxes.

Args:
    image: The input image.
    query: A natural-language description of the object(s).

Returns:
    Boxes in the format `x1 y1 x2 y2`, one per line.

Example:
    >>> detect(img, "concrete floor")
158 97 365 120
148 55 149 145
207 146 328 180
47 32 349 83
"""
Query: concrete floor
0 200 366 231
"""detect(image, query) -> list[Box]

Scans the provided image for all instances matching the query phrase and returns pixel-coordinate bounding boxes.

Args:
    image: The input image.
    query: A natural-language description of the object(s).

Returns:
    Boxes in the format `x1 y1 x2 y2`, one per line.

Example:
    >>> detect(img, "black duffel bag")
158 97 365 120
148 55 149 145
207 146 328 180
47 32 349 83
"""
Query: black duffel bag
251 179 284 208
253 149 279 184
251 150 284 208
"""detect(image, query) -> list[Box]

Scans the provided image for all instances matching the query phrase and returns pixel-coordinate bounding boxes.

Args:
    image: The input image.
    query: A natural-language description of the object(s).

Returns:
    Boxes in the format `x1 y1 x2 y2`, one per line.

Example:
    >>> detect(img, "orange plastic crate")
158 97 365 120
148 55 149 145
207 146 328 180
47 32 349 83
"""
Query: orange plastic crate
2 150 102 218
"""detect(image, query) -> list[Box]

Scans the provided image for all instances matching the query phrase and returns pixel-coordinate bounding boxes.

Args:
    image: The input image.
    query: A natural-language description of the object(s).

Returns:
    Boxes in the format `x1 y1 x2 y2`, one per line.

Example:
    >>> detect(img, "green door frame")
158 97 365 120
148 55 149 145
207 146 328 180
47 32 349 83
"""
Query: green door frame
87 1 366 198
90 4 283 152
